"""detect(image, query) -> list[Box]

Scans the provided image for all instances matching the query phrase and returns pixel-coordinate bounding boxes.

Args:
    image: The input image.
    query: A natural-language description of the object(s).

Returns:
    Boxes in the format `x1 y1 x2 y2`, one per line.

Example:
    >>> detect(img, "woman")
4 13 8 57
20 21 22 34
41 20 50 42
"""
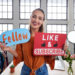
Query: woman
0 8 67 75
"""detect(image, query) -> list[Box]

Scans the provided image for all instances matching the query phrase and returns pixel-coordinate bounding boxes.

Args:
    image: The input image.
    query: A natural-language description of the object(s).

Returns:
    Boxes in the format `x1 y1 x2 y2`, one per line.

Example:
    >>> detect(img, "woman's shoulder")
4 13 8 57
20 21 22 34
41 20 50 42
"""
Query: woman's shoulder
29 36 35 43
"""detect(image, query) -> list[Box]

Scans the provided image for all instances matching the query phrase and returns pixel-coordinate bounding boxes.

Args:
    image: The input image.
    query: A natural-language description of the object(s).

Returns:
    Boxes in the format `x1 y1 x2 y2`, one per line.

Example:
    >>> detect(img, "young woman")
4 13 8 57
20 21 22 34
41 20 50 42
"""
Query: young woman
0 8 67 75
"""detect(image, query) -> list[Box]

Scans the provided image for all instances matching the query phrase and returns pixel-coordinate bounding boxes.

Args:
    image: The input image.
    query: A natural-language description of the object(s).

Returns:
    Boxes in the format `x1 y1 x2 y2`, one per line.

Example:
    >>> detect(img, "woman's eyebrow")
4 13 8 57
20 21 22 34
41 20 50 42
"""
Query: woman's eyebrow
32 14 44 19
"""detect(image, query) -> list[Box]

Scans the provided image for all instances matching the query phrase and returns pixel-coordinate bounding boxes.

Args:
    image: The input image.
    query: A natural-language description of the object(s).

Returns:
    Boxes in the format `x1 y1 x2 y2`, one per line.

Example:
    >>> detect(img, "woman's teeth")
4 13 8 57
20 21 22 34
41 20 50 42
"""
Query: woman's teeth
33 23 37 25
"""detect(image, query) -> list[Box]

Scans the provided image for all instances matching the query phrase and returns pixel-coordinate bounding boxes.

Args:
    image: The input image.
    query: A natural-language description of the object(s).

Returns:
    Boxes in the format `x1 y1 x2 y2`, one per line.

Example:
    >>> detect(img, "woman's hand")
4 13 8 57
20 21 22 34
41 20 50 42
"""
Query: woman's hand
0 42 18 57
0 42 11 52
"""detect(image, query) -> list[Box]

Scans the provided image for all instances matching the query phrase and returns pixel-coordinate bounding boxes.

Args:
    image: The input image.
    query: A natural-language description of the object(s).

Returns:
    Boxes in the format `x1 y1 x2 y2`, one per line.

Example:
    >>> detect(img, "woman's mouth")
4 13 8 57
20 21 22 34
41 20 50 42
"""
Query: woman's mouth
33 22 38 26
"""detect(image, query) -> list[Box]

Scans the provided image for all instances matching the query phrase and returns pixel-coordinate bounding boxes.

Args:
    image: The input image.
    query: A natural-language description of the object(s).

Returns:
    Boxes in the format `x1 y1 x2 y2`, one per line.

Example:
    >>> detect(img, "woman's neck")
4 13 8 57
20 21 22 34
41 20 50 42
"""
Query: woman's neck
31 28 39 37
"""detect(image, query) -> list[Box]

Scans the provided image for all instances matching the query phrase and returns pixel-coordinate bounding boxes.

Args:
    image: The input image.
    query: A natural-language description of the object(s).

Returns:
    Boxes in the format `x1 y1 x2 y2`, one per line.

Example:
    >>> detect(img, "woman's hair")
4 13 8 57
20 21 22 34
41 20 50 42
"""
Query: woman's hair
30 8 45 33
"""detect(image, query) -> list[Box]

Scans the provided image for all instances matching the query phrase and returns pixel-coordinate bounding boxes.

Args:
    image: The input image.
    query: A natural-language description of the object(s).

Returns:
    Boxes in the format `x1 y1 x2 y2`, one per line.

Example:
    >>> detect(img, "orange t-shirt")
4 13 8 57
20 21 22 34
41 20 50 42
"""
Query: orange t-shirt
13 36 55 75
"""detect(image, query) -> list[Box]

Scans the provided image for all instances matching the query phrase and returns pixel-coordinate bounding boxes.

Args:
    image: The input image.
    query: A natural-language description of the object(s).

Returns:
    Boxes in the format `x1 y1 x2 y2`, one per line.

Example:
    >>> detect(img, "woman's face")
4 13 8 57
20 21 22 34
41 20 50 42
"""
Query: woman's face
30 10 44 30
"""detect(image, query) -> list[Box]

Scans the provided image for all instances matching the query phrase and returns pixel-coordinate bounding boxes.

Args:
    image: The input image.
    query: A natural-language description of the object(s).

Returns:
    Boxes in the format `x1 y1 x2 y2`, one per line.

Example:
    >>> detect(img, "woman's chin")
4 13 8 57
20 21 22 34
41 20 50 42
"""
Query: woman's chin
31 26 40 29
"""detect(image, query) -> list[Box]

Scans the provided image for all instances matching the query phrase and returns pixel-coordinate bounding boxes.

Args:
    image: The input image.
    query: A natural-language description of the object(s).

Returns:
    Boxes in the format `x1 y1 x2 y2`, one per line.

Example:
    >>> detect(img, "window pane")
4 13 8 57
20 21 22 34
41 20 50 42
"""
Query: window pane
20 24 29 30
53 0 57 6
20 6 24 12
8 13 12 18
0 24 2 31
62 0 66 6
20 13 25 19
8 6 12 12
25 13 31 19
31 0 36 6
57 25 62 32
47 25 67 34
0 31 2 34
3 0 7 5
0 0 12 19
3 6 7 12
20 24 26 28
62 7 66 13
3 24 7 31
8 24 13 30
20 0 40 19
62 25 66 31
61 14 66 19
26 25 29 29
25 0 30 6
47 25 52 32
26 6 30 12
30 6 35 12
52 25 57 32
20 0 25 6
3 13 7 18
47 0 67 19
8 0 12 5
57 14 61 19
0 24 13 34
0 13 2 18
0 0 2 5
0 6 2 12
57 0 62 6
36 0 40 6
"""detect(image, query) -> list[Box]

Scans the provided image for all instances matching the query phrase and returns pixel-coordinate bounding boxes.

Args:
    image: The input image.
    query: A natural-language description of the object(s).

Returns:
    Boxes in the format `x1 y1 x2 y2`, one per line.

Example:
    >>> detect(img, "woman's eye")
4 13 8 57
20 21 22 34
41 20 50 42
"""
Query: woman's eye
32 15 36 18
39 17 43 20
32 15 43 20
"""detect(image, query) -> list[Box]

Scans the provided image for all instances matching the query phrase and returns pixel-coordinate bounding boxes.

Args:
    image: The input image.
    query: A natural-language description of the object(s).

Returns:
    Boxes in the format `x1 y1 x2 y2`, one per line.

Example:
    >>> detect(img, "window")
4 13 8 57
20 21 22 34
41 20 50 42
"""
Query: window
20 0 40 19
47 0 67 19
47 24 67 34
20 24 29 29
0 24 13 34
0 0 12 19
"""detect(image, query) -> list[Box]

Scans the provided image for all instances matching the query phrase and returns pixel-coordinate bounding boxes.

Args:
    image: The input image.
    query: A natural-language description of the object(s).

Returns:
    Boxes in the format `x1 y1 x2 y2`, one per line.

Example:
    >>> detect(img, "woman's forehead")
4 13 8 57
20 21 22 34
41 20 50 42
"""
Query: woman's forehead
32 10 44 17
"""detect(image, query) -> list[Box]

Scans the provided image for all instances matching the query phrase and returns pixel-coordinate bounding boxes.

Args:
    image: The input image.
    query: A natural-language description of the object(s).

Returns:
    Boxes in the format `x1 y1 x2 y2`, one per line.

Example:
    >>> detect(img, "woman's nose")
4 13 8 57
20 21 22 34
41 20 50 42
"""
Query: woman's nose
34 18 39 22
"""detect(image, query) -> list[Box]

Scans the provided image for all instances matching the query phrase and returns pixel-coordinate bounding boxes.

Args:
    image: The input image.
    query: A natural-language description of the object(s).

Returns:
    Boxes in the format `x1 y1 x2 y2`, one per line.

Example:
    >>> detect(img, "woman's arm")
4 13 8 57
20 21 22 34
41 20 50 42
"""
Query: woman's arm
8 47 18 57
0 43 18 57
